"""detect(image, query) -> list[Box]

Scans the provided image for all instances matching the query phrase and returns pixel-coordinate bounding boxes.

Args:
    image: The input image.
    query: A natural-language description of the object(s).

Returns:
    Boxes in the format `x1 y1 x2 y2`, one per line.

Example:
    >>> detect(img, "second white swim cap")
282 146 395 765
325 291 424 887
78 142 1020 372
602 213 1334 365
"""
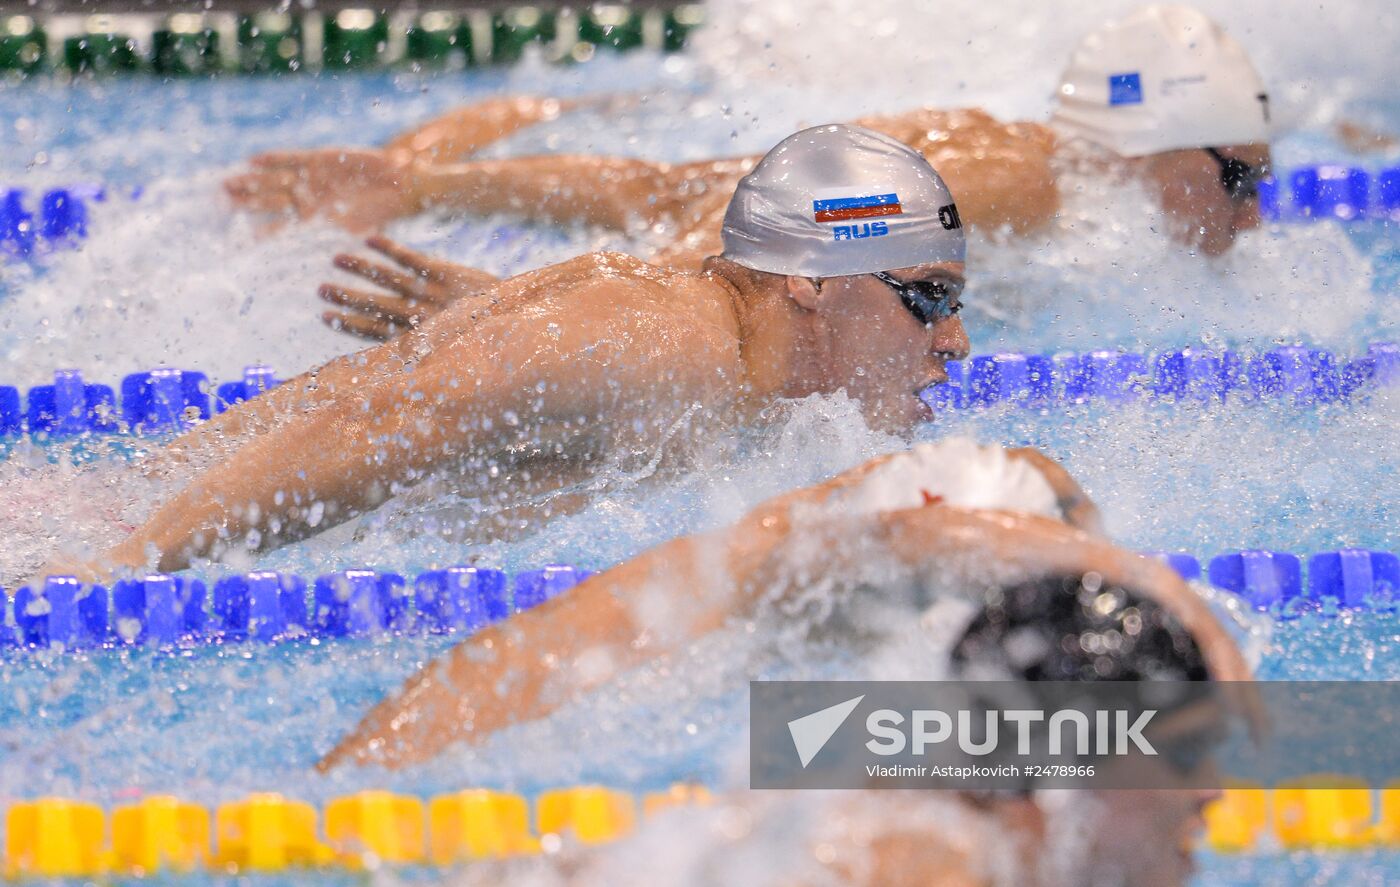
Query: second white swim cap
721 124 966 278
1050 5 1270 157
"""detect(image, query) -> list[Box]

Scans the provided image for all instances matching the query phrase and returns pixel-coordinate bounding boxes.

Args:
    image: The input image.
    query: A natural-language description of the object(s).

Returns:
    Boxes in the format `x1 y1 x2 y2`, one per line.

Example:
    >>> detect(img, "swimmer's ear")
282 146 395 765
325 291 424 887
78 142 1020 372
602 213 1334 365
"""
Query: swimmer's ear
784 275 824 311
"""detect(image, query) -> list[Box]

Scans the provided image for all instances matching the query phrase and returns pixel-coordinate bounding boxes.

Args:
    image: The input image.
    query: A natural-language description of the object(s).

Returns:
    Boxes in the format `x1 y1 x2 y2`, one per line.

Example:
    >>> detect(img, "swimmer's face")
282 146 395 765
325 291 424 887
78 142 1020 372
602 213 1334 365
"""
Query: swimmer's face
1140 143 1272 256
791 261 970 431
1080 701 1227 887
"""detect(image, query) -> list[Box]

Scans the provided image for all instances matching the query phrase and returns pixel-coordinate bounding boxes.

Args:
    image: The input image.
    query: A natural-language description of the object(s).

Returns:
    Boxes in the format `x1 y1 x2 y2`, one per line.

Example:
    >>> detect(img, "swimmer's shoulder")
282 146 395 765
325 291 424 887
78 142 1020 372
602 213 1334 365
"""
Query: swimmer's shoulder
855 106 1056 154
536 251 741 343
548 250 716 296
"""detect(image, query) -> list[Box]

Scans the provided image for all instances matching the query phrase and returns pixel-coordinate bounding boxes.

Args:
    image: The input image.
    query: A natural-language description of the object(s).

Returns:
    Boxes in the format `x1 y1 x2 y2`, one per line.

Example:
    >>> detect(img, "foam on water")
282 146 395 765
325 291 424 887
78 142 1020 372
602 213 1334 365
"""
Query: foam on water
692 0 1400 131
929 387 1400 555
1 6 1399 883
966 167 1394 353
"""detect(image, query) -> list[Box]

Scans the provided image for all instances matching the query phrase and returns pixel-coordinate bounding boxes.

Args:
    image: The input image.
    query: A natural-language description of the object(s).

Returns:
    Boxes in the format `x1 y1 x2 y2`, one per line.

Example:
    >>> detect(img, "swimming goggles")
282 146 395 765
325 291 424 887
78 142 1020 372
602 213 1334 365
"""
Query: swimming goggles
871 271 963 326
1204 148 1268 202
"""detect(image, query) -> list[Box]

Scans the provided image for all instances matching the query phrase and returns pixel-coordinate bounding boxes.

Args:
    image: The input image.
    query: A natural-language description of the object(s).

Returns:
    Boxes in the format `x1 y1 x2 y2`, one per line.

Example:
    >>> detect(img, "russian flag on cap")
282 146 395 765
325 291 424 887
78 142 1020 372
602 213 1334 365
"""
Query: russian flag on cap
813 187 903 223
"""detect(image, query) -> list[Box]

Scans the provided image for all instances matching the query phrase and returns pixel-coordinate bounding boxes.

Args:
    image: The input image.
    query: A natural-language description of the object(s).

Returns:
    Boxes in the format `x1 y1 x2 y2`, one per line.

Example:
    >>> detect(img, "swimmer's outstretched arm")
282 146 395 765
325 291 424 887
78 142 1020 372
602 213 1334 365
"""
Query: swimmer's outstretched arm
407 155 752 233
228 145 750 236
382 96 581 164
226 97 581 230
319 469 1191 772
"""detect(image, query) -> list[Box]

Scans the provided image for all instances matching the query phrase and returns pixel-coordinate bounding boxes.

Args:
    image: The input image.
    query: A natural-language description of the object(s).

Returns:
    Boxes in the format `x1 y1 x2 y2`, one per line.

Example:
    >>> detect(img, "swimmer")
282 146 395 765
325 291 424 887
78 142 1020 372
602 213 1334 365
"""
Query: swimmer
321 439 1251 887
33 124 980 583
321 437 1253 770
228 5 1274 339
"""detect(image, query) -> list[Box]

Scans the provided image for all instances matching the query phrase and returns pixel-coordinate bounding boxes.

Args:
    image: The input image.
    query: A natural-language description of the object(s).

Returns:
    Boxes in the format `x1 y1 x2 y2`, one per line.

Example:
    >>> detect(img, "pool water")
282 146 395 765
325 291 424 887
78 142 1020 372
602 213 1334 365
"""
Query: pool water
2 0 1399 883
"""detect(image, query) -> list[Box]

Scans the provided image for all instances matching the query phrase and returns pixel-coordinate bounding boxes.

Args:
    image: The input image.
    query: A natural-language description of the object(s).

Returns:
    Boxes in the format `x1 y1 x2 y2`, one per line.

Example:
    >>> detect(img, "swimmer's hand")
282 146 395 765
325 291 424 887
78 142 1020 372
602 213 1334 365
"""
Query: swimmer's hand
319 235 500 340
1006 447 1103 536
224 149 424 233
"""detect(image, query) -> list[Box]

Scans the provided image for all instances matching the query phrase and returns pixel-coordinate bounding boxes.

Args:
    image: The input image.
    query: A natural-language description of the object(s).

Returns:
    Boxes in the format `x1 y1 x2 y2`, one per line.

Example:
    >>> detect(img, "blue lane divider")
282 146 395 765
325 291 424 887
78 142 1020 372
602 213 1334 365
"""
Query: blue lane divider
26 369 118 434
414 566 508 633
11 576 109 649
121 368 211 433
0 563 602 652
1207 550 1304 609
0 343 1394 441
3 551 1395 653
512 564 593 612
313 570 409 637
1 366 280 437
1 185 108 257
212 571 309 643
215 366 281 414
1147 549 1399 614
1 342 1396 441
1144 551 1203 582
921 341 1399 413
111 575 206 644
1257 164 1400 222
1308 550 1400 610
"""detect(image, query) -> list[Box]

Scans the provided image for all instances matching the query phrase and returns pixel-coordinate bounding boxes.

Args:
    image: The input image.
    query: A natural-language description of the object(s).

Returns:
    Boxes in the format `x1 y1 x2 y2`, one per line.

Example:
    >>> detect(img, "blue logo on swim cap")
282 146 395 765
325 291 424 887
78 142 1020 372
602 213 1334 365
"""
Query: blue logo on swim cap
1108 72 1143 106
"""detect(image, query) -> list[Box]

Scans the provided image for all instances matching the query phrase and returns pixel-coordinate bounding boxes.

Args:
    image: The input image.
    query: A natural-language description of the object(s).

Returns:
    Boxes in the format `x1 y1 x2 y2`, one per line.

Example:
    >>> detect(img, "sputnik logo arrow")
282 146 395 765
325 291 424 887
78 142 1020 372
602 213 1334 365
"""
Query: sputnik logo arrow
787 695 864 768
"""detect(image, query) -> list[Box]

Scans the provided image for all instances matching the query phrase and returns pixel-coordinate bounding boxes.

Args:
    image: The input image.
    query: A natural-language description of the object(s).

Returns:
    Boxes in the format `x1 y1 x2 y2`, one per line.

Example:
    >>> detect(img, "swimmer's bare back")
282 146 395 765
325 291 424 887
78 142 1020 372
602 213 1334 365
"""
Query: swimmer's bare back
40 253 746 583
319 457 1248 772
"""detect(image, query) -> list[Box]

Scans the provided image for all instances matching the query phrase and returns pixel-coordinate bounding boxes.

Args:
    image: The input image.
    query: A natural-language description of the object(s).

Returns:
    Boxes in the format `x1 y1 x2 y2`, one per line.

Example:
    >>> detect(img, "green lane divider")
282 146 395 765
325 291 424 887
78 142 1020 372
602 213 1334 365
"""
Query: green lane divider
237 12 303 74
152 16 221 76
0 15 45 75
63 30 140 75
490 6 556 64
0 4 705 76
323 9 389 70
405 12 474 70
578 5 644 53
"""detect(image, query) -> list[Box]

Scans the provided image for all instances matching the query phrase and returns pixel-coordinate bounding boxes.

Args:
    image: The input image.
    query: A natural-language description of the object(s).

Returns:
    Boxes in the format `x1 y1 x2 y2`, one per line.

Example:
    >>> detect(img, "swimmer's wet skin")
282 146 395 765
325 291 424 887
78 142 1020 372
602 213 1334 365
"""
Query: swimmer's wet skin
226 4 1274 341
321 442 1253 887
38 124 978 583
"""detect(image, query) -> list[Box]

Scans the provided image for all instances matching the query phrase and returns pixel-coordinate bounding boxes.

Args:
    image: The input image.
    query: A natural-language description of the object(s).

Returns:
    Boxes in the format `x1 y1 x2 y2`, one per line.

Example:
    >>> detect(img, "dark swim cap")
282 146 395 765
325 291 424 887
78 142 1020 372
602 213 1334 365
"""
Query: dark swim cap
947 574 1216 791
951 572 1210 683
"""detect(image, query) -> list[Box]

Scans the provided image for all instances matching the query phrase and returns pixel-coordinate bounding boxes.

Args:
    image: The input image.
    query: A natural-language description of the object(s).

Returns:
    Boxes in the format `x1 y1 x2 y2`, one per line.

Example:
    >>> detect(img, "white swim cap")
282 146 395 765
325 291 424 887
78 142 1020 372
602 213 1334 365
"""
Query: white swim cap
721 124 966 278
1050 5 1270 157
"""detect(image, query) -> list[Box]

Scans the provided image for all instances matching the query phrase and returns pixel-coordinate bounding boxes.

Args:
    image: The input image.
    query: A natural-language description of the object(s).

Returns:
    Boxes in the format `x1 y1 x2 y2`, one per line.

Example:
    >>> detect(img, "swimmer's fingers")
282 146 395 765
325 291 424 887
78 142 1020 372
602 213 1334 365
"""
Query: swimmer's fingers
366 235 499 304
364 235 444 281
321 310 399 342
318 284 427 327
224 171 300 212
333 253 425 297
248 149 341 170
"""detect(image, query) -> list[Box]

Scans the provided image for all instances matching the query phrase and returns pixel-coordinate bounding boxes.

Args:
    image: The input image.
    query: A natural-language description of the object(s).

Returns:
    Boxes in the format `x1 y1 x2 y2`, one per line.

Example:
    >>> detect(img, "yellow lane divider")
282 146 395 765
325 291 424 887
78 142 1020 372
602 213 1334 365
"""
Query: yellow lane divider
430 790 539 863
3 798 105 878
213 793 328 872
10 781 1398 876
113 796 210 875
1 784 709 877
1206 781 1400 851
